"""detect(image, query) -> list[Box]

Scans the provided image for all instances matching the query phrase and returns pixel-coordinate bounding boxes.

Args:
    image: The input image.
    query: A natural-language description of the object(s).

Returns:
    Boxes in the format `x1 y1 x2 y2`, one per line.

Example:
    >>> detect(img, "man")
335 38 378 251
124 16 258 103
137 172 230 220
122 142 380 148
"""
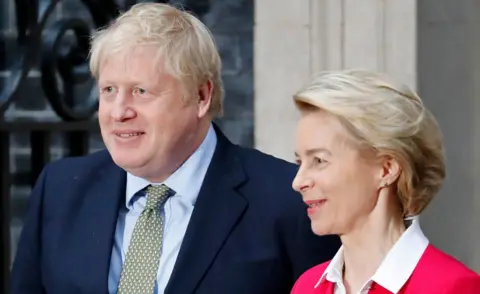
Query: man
10 3 340 294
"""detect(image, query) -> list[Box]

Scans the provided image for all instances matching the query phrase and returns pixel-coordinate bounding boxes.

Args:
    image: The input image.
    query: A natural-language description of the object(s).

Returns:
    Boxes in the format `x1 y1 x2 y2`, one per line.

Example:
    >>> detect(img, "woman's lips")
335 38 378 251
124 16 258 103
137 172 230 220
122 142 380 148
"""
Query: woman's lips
304 199 327 216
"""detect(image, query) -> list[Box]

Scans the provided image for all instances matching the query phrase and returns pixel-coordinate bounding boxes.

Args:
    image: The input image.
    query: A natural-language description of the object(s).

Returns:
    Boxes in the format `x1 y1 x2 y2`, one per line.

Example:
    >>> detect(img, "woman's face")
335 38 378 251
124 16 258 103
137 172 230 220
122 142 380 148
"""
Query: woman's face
293 109 384 236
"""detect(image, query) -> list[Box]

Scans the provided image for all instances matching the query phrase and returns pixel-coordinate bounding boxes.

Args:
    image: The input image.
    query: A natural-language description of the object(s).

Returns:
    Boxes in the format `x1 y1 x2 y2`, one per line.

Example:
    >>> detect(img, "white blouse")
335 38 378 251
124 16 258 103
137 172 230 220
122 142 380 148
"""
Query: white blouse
314 217 429 294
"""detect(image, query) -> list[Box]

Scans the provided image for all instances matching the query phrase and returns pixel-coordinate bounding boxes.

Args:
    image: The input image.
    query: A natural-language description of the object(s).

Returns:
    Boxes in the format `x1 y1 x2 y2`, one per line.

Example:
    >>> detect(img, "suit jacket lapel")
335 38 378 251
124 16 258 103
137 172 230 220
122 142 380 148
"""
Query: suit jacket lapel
76 155 125 292
165 127 248 294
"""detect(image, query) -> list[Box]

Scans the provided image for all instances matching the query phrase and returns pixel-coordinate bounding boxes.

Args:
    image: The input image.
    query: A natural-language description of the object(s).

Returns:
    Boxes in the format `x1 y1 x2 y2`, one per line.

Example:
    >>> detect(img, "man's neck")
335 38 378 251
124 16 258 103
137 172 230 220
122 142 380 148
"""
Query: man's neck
143 120 212 183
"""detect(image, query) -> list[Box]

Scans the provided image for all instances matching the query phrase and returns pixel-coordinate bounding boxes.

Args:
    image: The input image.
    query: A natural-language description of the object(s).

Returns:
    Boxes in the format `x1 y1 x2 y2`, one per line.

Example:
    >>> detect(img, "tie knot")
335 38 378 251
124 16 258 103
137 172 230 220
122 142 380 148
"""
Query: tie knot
145 184 173 211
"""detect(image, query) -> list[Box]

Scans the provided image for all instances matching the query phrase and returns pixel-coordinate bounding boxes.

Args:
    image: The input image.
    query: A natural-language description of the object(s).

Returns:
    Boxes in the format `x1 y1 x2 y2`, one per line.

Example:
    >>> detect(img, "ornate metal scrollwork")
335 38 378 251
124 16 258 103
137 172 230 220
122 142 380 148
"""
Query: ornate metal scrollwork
40 18 97 121
0 0 210 121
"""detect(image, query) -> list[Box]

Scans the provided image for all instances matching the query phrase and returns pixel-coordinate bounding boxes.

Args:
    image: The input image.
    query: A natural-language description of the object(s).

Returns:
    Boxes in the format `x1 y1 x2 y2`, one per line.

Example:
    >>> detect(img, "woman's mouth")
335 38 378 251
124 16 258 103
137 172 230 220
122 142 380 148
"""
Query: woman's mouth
305 199 327 216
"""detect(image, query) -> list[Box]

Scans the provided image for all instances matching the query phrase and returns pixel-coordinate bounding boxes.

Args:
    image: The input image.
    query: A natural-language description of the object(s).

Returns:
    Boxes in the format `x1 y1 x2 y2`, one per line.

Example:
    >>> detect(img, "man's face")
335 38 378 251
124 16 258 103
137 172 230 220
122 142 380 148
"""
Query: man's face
97 45 206 181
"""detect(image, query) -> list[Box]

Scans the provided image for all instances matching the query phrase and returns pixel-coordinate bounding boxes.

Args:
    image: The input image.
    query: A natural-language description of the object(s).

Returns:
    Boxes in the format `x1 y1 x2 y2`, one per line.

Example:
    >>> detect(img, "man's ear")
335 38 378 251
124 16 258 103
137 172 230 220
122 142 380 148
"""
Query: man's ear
197 80 213 118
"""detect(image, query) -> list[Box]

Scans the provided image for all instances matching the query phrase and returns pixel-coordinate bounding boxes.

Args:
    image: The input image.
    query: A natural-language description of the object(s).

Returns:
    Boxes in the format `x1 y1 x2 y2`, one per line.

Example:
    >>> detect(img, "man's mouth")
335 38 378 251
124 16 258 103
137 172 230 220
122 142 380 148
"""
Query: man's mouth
116 132 145 138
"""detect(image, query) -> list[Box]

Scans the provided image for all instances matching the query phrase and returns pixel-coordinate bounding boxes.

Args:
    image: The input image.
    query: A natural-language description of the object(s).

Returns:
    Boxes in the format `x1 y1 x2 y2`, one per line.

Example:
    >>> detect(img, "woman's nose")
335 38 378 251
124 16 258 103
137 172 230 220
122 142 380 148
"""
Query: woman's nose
292 170 314 193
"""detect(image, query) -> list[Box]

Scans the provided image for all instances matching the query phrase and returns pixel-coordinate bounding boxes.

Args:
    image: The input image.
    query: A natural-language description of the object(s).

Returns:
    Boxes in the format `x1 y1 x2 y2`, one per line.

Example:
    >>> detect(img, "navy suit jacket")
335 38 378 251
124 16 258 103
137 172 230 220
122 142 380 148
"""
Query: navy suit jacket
11 126 340 294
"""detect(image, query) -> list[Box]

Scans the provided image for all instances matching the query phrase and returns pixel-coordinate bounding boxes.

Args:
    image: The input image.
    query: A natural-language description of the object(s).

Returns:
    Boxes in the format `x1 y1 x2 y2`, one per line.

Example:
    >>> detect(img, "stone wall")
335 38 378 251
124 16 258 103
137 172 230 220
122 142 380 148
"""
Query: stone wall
255 0 416 161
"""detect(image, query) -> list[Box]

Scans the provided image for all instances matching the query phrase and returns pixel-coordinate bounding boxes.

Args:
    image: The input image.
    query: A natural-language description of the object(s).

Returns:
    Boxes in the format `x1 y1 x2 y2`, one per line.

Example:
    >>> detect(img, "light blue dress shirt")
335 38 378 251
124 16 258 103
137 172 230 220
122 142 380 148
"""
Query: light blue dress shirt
108 124 217 294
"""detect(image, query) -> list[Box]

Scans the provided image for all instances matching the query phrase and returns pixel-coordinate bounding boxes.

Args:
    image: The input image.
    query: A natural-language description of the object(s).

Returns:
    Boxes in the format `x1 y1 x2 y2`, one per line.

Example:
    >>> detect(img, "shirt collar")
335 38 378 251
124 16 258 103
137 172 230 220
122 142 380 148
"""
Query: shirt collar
125 124 217 208
315 246 345 288
315 216 429 293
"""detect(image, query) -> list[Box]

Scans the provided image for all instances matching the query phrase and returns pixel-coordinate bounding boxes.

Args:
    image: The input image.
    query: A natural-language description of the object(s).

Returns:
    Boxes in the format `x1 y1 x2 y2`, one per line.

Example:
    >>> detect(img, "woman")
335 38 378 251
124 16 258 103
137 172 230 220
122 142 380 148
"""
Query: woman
291 69 480 294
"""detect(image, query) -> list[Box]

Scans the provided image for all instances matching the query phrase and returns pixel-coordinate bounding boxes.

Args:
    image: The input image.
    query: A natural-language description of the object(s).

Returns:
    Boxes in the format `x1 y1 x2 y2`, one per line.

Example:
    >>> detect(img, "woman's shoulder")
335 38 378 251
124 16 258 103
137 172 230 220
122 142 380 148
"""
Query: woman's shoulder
406 244 480 293
420 244 478 276
291 261 331 294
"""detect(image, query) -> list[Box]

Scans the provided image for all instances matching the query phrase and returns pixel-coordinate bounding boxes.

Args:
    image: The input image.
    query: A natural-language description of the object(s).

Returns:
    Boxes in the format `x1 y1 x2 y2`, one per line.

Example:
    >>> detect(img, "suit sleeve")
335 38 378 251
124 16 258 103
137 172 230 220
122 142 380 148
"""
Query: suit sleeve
283 206 341 281
10 165 50 294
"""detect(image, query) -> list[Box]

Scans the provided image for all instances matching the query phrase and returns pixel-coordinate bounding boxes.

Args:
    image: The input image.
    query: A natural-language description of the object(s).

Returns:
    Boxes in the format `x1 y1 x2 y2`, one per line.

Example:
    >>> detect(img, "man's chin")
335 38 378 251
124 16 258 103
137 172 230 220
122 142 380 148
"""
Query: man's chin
110 152 147 171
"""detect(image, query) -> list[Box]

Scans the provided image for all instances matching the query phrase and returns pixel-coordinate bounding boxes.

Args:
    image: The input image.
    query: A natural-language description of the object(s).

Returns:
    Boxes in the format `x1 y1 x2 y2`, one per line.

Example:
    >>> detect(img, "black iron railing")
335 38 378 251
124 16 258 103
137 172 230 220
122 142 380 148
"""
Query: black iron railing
0 1 210 292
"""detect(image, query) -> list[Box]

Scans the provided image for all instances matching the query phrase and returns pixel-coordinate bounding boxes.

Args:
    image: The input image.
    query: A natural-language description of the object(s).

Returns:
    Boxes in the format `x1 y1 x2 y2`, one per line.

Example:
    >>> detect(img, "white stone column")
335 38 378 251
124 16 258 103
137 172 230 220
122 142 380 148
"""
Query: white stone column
254 0 416 161
472 0 480 271
254 1 310 161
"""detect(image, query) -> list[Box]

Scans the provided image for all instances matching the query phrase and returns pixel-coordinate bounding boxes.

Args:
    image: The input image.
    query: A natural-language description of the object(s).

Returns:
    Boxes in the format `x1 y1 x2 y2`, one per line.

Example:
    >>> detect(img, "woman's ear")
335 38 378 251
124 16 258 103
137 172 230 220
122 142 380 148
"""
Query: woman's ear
378 155 401 189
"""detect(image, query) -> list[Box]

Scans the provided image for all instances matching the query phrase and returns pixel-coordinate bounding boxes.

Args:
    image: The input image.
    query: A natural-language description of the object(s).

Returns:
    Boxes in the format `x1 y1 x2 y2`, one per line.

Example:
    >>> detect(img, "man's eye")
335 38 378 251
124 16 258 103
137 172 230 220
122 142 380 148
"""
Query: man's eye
135 88 147 94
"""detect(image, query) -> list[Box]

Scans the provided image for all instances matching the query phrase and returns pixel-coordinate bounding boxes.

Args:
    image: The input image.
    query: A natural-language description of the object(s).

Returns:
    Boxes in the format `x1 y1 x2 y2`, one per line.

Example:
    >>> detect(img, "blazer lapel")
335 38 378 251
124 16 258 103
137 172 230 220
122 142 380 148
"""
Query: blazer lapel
369 283 393 294
315 280 392 294
75 155 125 292
165 127 248 294
315 280 335 294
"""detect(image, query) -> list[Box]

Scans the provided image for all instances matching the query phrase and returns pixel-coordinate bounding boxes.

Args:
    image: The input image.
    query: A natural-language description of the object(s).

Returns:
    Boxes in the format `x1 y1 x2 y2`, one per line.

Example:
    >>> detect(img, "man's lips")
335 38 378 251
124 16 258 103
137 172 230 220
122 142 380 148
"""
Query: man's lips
112 130 146 138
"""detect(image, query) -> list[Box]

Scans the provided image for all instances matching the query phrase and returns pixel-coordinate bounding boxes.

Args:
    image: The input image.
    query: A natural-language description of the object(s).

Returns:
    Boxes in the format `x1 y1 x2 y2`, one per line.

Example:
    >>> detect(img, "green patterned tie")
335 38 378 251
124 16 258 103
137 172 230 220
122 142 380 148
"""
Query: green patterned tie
117 184 173 294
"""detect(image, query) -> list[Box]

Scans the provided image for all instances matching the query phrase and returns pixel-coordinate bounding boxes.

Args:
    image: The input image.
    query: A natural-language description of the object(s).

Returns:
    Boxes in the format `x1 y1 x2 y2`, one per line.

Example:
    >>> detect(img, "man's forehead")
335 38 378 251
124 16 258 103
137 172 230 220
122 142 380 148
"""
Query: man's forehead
99 51 168 80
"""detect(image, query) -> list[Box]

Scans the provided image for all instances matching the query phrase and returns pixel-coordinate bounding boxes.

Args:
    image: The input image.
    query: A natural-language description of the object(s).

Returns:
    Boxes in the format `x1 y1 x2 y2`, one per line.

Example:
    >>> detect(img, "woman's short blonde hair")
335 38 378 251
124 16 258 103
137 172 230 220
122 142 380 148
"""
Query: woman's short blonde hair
89 3 224 117
293 69 446 216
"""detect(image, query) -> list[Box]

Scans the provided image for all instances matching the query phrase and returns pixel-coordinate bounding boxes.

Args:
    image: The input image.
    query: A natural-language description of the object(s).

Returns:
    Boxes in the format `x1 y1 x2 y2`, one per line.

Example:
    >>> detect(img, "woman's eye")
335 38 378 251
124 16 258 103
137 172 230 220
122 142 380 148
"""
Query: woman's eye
314 157 325 165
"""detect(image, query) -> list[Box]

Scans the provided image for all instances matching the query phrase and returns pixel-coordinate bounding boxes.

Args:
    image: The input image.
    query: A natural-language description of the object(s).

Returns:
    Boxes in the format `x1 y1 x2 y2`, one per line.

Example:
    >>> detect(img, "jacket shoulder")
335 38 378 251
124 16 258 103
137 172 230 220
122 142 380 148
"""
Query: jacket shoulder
406 245 480 293
234 145 298 176
46 149 113 174
38 150 117 190
420 245 479 277
231 145 300 203
291 261 330 294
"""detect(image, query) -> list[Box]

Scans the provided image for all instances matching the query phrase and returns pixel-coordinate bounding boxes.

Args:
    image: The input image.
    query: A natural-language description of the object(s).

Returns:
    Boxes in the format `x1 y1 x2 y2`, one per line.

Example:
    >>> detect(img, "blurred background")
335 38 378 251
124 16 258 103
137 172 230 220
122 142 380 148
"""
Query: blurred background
1 0 479 291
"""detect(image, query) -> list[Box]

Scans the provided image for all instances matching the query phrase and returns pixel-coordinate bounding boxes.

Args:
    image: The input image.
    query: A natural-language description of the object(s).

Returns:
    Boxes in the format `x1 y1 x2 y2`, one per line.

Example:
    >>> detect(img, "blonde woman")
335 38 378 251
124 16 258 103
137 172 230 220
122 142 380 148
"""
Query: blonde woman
291 69 480 294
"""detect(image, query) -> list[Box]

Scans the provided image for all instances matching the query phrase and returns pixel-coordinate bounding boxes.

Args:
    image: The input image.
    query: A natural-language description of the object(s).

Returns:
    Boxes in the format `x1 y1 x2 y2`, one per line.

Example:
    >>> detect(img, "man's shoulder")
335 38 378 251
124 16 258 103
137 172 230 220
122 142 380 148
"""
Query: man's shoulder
227 145 302 208
45 149 114 175
31 150 120 210
232 144 298 179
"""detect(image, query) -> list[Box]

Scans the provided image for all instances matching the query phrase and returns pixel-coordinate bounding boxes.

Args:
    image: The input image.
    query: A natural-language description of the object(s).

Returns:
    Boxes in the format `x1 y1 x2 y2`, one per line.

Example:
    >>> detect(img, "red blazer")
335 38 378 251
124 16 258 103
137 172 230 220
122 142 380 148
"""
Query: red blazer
291 244 480 294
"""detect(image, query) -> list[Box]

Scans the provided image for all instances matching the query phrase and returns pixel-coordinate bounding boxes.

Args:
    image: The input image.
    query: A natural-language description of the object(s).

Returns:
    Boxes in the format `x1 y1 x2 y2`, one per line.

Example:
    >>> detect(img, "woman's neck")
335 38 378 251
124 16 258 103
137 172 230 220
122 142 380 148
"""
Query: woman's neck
340 211 406 293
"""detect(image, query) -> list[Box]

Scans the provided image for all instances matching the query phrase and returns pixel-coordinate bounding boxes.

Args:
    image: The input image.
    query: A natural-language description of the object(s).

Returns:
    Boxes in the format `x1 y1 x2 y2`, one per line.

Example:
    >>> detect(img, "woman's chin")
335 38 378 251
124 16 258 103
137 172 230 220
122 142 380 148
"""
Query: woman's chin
311 222 335 236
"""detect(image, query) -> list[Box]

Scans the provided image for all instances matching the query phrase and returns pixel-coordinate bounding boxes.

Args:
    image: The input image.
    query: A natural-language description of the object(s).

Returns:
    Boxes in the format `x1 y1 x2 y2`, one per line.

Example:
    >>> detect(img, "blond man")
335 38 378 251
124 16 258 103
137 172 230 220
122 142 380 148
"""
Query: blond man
10 3 340 294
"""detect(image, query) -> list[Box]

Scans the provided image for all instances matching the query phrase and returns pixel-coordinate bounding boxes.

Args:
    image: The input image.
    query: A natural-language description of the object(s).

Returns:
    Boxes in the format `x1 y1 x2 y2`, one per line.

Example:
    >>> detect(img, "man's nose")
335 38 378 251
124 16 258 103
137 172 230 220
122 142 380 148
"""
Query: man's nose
111 92 136 122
